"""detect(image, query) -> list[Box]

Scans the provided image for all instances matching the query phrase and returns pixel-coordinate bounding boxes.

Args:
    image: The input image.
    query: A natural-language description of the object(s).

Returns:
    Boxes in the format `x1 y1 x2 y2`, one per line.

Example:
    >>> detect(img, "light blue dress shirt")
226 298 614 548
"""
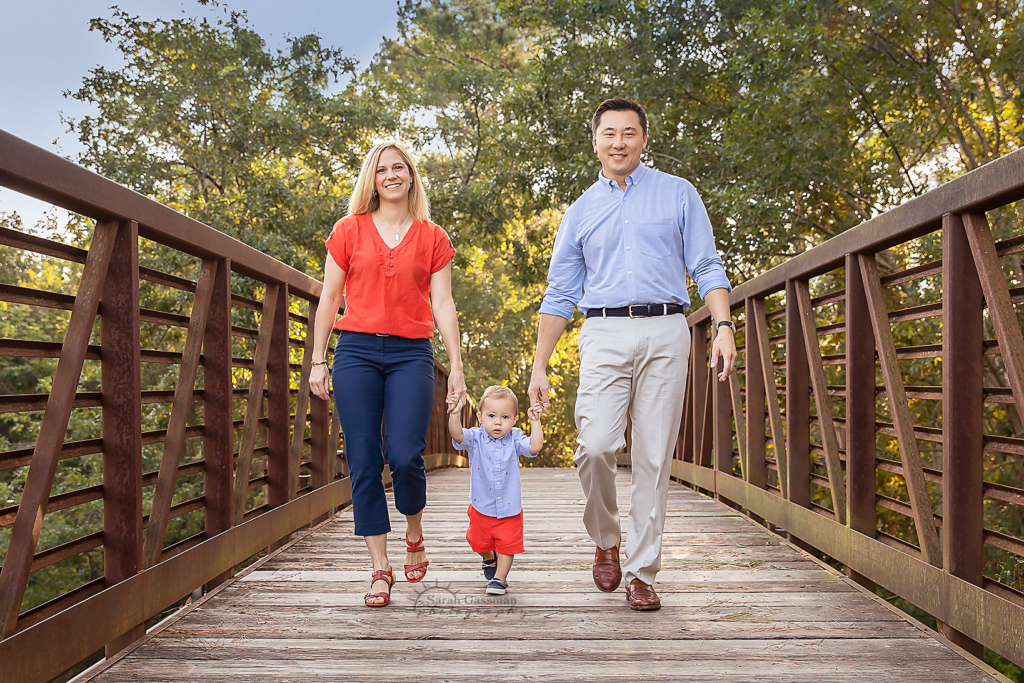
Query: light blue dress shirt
453 426 536 518
539 163 731 319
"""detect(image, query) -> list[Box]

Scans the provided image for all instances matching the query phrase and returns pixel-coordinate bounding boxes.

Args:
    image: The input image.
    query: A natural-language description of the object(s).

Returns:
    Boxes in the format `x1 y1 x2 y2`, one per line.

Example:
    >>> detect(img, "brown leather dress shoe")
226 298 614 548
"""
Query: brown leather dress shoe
593 545 622 592
626 578 661 611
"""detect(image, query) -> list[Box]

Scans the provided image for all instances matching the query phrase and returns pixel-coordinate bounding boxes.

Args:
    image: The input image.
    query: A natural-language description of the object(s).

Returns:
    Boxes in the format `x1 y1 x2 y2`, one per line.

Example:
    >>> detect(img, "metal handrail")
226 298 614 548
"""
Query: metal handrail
680 148 1024 667
0 129 471 683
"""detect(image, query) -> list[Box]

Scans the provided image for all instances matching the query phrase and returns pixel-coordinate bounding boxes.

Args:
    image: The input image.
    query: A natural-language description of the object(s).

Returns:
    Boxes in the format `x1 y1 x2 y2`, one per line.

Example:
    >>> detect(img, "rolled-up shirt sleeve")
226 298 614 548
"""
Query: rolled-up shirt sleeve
453 426 479 451
680 179 731 299
539 210 585 319
514 430 536 458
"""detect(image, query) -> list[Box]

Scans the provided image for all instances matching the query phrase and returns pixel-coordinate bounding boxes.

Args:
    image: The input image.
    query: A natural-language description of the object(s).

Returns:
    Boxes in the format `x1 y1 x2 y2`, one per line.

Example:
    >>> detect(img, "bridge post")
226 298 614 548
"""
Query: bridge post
267 284 293 550
694 321 714 477
845 253 878 590
101 220 144 656
713 354 734 504
941 213 984 657
785 280 812 549
203 258 235 589
785 280 811 505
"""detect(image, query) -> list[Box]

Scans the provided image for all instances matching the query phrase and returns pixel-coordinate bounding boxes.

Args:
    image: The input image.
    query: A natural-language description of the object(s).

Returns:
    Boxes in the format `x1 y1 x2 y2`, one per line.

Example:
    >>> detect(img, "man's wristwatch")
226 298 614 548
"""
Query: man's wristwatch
716 321 736 334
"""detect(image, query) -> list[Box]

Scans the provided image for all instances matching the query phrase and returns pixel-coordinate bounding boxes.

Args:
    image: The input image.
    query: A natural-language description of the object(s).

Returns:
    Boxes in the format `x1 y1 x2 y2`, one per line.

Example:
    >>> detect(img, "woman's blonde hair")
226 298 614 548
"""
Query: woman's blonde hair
348 141 431 222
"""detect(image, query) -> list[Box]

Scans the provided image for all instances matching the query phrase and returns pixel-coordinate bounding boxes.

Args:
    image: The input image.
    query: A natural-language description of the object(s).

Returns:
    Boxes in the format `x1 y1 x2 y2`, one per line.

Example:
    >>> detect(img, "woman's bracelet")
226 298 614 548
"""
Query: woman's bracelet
310 360 330 368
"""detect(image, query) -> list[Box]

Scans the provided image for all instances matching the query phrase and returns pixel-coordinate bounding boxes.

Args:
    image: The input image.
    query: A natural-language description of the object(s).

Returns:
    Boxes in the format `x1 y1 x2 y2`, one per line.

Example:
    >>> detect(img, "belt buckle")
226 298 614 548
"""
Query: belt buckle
628 305 636 319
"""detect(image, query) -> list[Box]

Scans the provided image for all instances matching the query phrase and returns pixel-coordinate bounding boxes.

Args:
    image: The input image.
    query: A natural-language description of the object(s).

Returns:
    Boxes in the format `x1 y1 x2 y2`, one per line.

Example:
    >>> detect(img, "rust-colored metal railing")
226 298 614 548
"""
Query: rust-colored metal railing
678 147 1024 666
0 130 472 683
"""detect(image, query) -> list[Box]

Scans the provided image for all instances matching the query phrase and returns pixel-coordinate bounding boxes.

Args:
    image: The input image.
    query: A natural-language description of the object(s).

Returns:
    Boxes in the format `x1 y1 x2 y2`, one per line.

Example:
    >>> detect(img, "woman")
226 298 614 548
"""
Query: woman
308 141 466 607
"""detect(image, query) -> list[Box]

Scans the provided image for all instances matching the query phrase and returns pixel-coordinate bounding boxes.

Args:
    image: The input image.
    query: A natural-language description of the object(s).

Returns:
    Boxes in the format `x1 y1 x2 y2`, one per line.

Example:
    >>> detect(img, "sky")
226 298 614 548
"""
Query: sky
0 0 402 229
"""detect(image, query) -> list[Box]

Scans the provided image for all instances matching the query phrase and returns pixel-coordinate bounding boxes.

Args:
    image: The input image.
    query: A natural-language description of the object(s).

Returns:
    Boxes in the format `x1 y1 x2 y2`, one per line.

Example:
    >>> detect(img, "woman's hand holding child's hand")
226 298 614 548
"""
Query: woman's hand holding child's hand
527 405 543 422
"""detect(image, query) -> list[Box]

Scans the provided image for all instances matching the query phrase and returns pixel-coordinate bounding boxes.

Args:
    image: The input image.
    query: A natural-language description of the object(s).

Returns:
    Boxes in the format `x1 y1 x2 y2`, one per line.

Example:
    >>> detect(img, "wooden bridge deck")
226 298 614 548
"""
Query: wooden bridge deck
82 468 1001 682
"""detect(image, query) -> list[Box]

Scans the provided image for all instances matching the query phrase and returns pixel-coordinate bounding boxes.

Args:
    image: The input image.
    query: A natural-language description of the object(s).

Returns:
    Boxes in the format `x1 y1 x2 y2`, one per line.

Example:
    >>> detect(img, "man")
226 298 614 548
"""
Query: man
528 97 737 610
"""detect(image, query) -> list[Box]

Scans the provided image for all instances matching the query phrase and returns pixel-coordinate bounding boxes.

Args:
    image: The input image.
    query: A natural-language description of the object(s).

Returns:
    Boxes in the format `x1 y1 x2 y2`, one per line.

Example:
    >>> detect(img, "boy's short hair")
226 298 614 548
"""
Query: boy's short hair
592 96 648 137
478 385 519 413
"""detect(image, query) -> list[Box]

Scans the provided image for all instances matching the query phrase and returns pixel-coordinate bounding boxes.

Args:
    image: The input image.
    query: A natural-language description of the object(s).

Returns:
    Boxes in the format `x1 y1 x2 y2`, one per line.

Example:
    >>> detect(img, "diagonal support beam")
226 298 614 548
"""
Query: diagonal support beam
232 284 280 525
752 297 788 498
143 259 218 568
744 297 767 490
963 212 1024 425
289 307 317 497
794 280 847 523
698 365 715 468
0 220 119 639
330 398 345 478
858 253 942 567
728 370 748 481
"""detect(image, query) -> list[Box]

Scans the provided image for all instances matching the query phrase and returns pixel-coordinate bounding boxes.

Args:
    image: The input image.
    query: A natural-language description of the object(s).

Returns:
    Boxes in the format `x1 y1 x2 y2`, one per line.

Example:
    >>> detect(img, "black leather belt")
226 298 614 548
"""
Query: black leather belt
586 303 685 318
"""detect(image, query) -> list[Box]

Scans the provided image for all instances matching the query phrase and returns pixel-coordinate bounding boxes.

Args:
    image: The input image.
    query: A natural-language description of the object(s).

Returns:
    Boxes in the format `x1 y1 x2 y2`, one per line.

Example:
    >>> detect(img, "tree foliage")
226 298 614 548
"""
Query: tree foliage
4 7 1024 674
64 3 391 272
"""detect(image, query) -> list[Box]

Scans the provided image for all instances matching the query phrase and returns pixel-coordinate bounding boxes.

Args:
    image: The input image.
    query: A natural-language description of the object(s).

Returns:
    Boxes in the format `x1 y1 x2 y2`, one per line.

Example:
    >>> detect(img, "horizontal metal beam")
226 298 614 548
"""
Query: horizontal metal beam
688 146 1024 323
0 130 321 300
671 460 1024 667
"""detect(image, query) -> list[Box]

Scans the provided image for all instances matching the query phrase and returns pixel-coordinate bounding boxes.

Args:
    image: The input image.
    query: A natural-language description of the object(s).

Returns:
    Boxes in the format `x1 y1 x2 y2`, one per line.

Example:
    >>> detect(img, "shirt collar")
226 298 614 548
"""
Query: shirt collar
599 162 649 191
482 430 511 444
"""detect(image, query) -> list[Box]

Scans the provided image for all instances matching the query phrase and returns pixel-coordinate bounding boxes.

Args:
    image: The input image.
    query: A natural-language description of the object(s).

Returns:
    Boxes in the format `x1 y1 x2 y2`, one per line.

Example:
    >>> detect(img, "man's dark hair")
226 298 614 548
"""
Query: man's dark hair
591 97 648 137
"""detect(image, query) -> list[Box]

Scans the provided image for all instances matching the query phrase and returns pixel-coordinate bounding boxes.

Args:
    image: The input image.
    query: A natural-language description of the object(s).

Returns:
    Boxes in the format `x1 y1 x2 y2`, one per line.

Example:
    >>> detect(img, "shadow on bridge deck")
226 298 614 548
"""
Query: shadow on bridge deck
78 468 1003 682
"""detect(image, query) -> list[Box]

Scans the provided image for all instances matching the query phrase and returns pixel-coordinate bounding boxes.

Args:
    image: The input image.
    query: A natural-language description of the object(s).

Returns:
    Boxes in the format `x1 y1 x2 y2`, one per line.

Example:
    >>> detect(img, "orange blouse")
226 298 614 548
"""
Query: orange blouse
325 213 455 339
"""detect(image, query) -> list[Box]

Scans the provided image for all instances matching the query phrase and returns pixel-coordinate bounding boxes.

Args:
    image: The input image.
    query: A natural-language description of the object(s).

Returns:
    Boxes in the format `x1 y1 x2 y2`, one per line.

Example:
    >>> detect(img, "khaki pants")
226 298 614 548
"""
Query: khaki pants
574 314 691 586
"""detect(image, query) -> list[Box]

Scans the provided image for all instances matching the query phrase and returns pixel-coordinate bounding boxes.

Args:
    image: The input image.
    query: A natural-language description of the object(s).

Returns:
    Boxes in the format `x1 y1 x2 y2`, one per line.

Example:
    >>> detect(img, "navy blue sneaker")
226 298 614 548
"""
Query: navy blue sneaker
482 557 497 580
486 578 508 595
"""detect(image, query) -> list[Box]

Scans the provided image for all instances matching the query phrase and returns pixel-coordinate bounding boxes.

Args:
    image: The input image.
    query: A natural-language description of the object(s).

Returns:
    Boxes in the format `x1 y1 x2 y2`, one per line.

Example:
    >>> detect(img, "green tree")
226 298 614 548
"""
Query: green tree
64 2 392 272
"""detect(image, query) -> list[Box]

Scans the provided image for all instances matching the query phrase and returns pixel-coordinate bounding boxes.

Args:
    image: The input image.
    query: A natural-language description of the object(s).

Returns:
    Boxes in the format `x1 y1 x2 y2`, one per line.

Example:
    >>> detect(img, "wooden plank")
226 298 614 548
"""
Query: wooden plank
75 467 1004 683
0 474 356 683
943 213 986 656
680 465 1024 670
143 259 219 569
857 254 942 567
100 220 144 655
0 219 118 639
232 284 280 525
963 212 1024 431
85 640 999 682
794 280 847 523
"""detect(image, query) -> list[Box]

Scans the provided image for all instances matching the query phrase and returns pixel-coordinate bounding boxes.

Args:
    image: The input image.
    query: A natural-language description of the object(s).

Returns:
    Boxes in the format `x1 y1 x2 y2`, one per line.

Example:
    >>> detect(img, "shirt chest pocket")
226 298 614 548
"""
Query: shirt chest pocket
635 218 677 259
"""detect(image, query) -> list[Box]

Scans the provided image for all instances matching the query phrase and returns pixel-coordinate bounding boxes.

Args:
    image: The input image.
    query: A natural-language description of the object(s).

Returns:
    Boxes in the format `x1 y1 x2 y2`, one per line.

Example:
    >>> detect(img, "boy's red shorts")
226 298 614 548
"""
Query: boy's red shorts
466 505 524 555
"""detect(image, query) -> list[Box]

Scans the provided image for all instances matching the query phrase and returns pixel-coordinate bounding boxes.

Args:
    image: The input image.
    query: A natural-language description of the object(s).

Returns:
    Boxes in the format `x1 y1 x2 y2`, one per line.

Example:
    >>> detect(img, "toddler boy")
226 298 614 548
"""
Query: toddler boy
448 385 543 595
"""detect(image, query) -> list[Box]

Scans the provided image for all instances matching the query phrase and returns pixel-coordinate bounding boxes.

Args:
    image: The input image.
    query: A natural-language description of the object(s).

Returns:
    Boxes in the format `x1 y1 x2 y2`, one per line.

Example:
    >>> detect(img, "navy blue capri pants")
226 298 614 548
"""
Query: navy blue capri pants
332 332 435 537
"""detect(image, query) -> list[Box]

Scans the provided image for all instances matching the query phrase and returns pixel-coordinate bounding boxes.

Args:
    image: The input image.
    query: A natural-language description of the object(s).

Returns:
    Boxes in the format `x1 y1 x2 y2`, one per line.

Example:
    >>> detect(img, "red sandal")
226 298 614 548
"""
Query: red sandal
404 533 429 583
364 568 395 607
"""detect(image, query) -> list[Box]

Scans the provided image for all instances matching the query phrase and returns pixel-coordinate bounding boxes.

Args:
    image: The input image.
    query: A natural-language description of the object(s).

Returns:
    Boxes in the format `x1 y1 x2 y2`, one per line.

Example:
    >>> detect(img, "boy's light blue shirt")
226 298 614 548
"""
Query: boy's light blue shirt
539 163 731 319
453 426 536 519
